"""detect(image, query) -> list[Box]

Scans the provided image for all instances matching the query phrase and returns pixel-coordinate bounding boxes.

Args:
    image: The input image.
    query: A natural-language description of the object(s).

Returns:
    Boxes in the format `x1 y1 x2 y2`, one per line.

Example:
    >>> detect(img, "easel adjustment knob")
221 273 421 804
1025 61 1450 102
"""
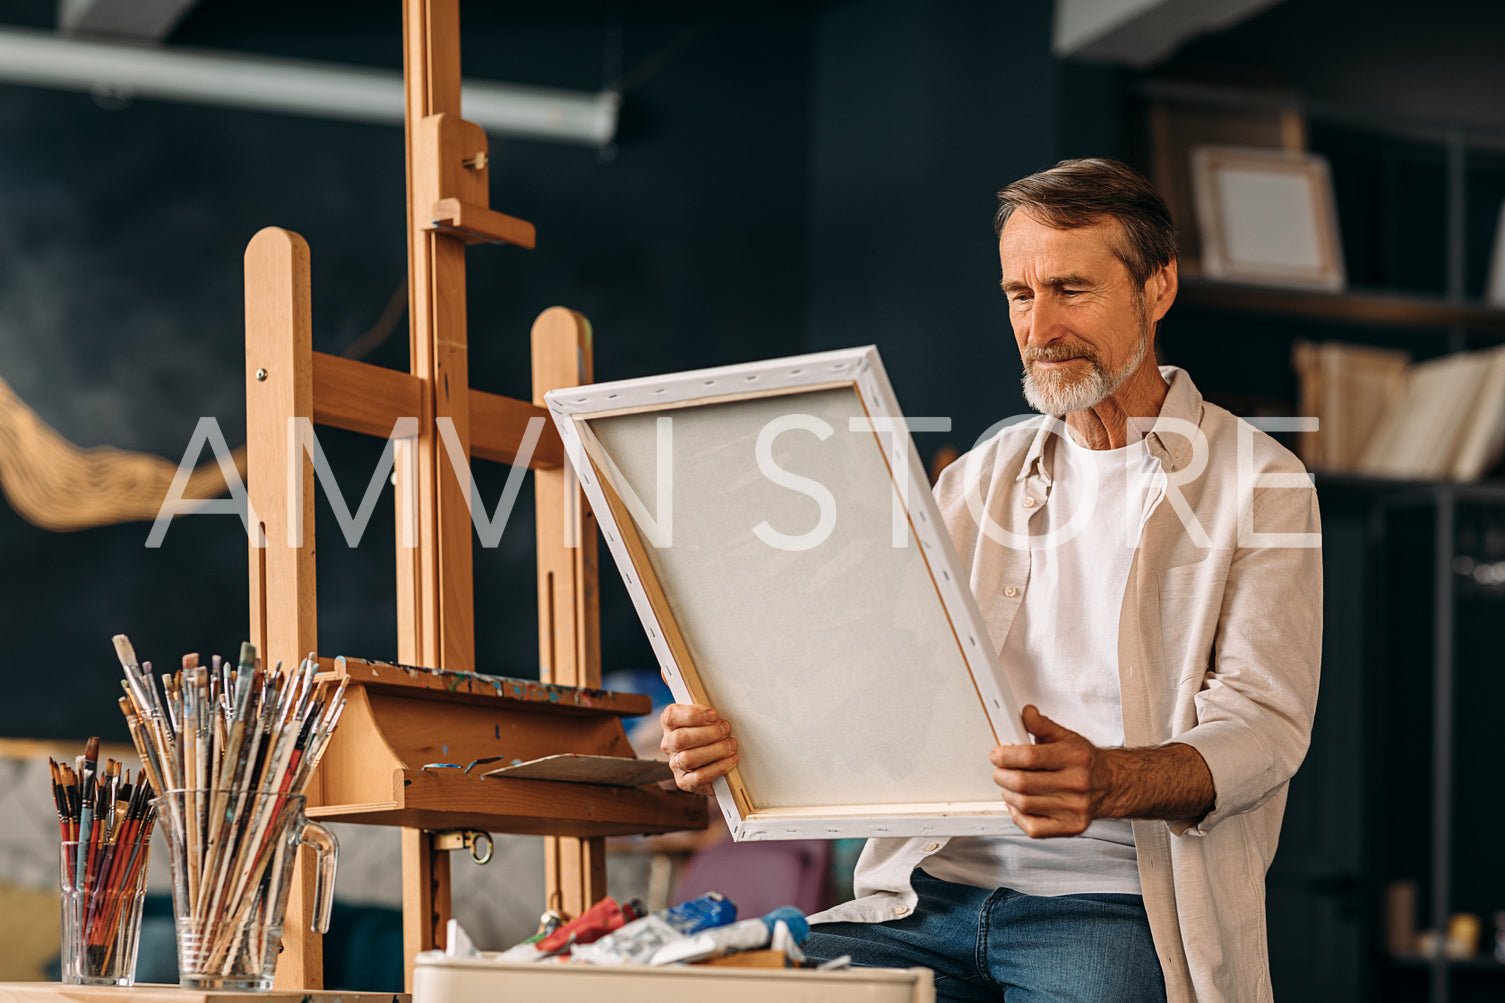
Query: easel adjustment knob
430 828 494 865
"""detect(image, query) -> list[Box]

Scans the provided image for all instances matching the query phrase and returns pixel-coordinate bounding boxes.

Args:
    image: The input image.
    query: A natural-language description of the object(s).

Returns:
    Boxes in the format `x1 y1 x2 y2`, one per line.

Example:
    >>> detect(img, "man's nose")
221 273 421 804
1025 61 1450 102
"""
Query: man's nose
1023 297 1066 348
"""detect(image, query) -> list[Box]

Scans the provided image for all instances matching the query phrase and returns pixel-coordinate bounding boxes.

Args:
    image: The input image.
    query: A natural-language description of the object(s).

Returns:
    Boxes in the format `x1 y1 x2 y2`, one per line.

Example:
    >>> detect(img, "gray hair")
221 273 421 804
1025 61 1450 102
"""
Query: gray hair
994 158 1177 287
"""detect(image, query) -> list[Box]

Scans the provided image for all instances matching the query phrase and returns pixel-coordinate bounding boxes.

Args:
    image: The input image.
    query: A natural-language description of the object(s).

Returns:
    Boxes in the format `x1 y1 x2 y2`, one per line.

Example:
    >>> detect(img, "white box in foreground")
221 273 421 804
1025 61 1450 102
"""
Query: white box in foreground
413 955 936 1003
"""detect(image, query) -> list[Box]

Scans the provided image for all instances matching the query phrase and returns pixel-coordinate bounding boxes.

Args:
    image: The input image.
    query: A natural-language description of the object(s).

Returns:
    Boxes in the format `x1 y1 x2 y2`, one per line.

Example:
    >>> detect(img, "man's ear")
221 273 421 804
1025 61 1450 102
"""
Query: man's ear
1146 258 1178 324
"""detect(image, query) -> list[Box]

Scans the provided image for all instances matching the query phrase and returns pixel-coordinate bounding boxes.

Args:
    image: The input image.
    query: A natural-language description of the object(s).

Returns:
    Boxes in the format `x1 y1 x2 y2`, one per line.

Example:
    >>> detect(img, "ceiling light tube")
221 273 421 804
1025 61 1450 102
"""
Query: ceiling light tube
0 26 618 145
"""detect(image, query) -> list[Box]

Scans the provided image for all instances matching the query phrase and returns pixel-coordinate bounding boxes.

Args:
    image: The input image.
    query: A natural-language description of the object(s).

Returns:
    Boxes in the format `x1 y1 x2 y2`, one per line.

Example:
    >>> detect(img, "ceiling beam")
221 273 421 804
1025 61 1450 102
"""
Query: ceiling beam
1054 0 1288 67
58 0 201 40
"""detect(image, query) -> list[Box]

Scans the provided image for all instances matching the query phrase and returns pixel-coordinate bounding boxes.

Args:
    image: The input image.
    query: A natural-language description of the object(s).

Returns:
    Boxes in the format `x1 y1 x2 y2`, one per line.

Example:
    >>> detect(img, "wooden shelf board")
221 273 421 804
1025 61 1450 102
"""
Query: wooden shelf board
322 655 653 717
307 771 705 835
1388 951 1505 971
1313 472 1505 505
1177 277 1505 334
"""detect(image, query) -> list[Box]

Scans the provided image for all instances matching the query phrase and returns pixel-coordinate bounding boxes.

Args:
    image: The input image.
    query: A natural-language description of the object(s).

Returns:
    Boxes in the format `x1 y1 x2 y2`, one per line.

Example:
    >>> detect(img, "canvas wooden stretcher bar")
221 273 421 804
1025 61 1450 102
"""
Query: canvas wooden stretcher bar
545 346 1025 840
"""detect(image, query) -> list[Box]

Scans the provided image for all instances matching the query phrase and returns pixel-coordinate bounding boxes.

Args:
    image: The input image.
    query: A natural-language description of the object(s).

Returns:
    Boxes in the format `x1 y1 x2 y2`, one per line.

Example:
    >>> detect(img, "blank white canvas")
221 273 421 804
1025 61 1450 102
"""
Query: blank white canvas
585 387 1003 811
1214 168 1324 270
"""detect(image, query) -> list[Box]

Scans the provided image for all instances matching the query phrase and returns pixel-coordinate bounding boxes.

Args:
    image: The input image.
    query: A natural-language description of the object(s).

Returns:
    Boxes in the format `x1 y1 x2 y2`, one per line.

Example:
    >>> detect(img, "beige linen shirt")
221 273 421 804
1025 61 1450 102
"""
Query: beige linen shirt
808 367 1323 1003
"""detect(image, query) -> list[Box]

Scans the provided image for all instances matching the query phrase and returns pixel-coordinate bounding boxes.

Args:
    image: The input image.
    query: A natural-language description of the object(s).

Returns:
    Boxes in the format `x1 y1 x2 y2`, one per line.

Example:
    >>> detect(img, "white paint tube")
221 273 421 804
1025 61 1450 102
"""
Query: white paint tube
649 906 810 966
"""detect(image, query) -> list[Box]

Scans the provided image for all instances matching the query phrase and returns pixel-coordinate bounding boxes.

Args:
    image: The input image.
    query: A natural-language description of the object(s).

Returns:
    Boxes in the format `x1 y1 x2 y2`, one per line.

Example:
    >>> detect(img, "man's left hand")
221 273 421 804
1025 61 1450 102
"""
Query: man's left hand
990 704 1217 837
989 704 1107 837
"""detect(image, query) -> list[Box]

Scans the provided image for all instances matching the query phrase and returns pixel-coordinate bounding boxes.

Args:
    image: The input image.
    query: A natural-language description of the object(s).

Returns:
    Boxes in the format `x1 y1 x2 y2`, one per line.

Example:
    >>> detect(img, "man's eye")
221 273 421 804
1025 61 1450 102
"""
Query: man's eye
1061 289 1084 297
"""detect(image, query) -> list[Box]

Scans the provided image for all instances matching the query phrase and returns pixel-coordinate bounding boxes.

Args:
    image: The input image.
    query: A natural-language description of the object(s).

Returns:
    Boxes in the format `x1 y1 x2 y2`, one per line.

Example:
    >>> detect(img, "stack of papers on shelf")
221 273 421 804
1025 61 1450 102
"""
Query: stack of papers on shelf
1293 340 1505 482
1292 340 1410 471
1447 349 1505 480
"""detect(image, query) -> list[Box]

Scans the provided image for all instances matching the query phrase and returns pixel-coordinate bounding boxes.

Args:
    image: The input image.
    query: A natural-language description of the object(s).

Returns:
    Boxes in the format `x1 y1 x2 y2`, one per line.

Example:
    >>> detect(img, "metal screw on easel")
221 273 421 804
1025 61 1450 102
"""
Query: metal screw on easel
462 152 488 171
255 368 268 381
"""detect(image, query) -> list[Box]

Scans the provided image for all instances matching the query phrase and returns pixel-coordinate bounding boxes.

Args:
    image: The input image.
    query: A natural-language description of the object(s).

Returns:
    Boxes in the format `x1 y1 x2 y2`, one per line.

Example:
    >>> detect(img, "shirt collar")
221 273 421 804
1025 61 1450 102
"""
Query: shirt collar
1014 366 1205 483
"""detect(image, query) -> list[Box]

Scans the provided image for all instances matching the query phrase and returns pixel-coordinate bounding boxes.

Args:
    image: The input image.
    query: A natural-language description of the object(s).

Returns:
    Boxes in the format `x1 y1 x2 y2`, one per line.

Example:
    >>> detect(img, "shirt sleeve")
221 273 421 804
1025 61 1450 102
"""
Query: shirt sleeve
1167 473 1323 836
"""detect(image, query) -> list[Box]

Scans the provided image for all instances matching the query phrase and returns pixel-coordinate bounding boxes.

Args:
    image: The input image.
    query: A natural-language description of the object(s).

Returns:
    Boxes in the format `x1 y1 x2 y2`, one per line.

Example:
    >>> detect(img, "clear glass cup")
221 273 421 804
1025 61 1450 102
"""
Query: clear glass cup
59 838 151 985
155 788 337 991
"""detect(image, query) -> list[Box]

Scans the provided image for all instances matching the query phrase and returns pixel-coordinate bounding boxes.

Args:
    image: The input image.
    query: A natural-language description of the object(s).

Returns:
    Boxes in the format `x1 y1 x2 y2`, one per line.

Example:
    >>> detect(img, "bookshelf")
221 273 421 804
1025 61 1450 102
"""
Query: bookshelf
1130 79 1505 1003
1363 485 1505 1003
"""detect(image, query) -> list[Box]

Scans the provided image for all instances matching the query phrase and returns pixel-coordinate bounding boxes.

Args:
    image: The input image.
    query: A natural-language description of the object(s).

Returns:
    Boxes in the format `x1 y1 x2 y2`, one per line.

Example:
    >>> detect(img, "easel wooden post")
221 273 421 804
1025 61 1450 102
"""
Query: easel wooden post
396 0 469 980
532 307 609 917
244 227 323 989
244 0 702 992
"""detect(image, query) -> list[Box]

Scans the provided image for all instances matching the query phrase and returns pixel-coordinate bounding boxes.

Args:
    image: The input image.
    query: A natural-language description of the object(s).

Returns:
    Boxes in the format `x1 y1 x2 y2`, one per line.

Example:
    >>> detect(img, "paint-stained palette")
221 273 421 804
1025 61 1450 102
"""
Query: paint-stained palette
485 754 674 787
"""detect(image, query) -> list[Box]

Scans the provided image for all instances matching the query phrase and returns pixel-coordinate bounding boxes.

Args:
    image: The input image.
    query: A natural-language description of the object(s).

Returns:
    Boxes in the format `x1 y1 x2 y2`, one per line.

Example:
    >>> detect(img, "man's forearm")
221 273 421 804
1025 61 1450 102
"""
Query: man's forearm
1096 741 1215 823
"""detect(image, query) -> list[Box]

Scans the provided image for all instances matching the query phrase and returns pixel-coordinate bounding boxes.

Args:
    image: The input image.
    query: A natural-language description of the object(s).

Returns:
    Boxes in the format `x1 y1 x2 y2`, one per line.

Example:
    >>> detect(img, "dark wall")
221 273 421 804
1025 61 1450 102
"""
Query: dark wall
0 88 409 740
0 0 1059 740
0 2 819 739
807 0 1056 452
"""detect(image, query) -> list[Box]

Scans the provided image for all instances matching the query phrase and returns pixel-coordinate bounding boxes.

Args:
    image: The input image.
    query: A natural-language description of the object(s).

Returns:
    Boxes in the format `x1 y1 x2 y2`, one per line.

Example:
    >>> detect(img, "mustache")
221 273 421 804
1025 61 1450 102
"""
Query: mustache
1022 343 1102 367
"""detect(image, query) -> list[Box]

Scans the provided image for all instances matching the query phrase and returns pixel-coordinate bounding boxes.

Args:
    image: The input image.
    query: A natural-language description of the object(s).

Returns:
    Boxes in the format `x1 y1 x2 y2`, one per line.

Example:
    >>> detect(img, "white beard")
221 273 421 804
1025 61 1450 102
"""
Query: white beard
1021 323 1150 416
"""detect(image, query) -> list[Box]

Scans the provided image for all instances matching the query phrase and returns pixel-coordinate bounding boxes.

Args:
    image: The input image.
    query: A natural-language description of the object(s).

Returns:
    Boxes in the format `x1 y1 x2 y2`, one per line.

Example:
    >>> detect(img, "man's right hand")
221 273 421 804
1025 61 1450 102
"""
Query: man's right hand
660 703 738 797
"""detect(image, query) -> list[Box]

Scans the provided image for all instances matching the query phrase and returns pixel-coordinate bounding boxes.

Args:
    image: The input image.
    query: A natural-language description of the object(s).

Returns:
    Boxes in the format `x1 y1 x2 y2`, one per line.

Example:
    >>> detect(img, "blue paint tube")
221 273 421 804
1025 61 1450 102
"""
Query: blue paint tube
571 893 737 966
649 906 809 966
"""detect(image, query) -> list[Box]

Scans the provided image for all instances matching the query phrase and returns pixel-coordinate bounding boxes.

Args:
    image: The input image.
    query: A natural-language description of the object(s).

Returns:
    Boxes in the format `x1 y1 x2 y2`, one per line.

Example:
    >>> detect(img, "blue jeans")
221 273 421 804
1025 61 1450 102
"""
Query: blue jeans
802 869 1166 1002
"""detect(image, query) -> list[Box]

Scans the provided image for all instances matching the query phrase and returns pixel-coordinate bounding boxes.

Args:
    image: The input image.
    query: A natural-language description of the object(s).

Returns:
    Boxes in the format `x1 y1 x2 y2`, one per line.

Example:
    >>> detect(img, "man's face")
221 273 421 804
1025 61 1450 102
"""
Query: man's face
998 212 1154 416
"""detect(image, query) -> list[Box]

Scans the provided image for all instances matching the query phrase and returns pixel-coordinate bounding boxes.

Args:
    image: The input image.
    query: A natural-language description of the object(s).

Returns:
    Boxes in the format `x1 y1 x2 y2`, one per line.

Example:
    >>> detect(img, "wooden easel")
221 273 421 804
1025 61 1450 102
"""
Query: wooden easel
243 0 703 991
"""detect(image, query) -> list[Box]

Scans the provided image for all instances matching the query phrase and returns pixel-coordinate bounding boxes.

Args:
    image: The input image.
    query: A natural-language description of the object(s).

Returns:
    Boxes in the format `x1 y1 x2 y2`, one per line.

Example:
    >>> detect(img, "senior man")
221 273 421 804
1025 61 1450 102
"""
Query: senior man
661 158 1322 1002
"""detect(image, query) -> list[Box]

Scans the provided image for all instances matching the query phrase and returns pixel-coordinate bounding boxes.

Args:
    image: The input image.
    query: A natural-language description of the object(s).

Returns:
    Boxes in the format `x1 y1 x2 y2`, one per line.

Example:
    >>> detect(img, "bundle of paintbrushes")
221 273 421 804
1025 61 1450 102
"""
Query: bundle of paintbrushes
51 737 155 984
110 635 347 985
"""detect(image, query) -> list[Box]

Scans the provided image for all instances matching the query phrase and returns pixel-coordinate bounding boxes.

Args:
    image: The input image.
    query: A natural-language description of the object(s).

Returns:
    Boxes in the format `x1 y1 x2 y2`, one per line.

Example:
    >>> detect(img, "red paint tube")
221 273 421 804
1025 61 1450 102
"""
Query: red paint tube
500 897 640 961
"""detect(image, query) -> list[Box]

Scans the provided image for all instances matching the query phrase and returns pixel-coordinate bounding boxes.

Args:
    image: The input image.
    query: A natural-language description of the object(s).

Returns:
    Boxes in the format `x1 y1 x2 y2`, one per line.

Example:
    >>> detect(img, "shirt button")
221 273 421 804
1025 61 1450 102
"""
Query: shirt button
893 906 910 918
923 842 940 852
1021 496 1036 508
1004 586 1018 598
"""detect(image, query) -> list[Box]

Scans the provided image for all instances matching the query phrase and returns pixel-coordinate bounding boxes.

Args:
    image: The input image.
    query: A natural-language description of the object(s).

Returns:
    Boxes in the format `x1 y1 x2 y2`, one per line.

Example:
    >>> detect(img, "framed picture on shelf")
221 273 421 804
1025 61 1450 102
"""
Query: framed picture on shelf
1191 145 1346 291
1146 94 1306 270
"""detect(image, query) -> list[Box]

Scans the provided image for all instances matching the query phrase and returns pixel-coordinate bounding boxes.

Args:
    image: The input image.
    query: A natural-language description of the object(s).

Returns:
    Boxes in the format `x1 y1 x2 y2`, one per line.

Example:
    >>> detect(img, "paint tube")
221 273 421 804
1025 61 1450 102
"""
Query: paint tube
497 896 641 962
649 906 809 966
571 892 737 965
443 918 479 958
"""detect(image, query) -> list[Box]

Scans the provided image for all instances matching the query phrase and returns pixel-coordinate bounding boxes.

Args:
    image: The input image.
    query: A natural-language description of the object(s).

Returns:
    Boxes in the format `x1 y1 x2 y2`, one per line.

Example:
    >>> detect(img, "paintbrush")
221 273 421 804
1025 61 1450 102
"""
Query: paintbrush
84 767 108 895
197 649 264 929
111 636 154 729
74 736 99 894
91 777 153 966
290 679 348 794
48 759 70 842
84 766 123 938
118 696 168 798
61 762 79 841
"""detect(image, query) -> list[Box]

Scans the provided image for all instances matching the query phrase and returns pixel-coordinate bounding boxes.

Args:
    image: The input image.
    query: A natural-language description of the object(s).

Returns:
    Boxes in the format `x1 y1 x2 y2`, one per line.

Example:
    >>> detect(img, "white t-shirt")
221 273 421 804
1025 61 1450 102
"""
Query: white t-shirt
923 429 1163 897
